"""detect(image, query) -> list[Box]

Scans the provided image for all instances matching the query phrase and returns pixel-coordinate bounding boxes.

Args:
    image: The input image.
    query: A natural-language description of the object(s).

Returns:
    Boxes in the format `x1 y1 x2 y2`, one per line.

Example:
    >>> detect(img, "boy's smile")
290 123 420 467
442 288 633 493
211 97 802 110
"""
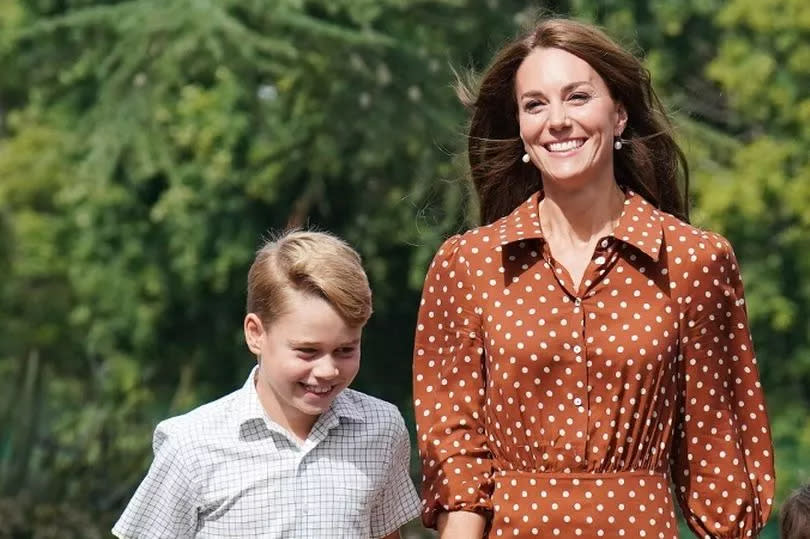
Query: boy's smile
244 289 362 441
300 383 335 395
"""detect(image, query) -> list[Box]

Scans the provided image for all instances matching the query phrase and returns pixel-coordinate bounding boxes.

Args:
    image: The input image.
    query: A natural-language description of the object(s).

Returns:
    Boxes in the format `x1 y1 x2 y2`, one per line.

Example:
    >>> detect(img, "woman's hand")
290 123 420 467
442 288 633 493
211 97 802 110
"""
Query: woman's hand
437 510 487 538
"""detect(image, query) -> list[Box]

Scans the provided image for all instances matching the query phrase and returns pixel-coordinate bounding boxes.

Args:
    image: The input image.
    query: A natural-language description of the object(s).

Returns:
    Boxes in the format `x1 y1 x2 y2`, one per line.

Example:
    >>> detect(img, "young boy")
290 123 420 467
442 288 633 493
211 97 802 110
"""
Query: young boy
113 230 421 538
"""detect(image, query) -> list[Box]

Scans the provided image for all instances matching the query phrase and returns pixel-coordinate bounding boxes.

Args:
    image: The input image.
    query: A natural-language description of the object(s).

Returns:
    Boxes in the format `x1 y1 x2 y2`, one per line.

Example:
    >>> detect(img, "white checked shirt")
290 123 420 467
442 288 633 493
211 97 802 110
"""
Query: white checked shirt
113 368 421 538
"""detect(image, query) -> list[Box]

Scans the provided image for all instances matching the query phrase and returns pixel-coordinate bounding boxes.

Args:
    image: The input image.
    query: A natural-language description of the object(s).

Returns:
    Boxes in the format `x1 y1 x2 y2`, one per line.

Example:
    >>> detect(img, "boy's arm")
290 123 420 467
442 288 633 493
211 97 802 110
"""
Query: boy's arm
369 413 422 538
112 423 199 538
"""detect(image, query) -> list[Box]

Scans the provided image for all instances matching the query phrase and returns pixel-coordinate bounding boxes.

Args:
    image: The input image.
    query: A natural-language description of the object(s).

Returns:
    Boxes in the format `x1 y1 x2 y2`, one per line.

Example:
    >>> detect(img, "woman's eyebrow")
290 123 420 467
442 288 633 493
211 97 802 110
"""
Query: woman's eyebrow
518 81 592 100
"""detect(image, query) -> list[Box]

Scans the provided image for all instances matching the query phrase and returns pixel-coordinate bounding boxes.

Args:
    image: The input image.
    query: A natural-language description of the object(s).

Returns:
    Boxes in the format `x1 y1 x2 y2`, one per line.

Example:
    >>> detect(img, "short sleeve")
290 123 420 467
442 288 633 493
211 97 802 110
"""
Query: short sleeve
672 235 775 538
369 413 422 537
412 235 493 528
112 423 199 539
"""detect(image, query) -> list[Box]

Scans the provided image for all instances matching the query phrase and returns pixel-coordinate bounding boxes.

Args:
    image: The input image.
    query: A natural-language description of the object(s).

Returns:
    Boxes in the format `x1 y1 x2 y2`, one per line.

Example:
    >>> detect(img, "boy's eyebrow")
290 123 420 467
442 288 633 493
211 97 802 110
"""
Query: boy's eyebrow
289 339 361 347
289 340 321 347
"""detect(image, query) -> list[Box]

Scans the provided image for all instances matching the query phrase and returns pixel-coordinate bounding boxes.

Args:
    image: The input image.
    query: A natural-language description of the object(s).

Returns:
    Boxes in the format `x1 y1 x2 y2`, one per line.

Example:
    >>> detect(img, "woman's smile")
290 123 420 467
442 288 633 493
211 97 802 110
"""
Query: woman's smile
544 138 587 154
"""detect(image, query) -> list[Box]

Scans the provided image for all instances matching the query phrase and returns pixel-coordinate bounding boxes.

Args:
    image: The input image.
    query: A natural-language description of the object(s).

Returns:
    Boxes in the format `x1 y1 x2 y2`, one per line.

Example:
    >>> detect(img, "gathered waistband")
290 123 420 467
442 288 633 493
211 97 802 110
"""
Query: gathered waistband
492 469 670 481
488 469 678 538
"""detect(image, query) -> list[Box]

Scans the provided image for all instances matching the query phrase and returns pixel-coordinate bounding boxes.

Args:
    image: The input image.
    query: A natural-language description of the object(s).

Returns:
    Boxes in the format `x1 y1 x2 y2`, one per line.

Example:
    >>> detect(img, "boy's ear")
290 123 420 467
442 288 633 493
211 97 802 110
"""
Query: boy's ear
243 313 266 355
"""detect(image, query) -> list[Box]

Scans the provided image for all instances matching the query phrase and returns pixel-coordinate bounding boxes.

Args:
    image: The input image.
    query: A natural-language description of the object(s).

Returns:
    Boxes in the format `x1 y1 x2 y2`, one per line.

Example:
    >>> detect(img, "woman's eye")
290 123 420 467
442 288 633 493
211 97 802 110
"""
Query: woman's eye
524 100 545 112
568 93 590 102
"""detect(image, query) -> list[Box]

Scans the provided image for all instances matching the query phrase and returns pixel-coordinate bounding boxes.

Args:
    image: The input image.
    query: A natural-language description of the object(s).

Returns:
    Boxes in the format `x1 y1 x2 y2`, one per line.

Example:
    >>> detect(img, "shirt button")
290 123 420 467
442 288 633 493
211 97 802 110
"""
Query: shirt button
573 397 583 406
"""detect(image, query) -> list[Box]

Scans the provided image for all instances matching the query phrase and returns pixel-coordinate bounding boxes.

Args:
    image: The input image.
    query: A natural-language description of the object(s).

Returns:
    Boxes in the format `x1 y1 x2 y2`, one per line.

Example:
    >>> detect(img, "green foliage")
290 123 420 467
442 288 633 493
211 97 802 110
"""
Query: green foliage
0 0 807 537
696 0 810 508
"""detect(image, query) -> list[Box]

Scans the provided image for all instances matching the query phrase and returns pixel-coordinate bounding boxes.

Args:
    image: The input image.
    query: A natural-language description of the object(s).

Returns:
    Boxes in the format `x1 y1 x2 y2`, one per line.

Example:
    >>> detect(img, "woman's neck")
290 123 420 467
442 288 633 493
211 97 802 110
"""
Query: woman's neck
539 180 625 249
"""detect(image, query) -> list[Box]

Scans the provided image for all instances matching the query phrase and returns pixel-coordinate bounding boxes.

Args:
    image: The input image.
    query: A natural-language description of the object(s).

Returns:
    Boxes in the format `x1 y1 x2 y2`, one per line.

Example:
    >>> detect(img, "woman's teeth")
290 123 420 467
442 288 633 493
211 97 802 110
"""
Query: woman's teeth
546 139 585 152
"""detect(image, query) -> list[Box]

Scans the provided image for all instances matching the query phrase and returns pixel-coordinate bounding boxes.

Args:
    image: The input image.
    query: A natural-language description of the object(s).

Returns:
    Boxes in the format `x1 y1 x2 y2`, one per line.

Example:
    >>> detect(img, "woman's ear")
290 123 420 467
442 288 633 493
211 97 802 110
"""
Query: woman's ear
243 313 266 356
615 103 628 136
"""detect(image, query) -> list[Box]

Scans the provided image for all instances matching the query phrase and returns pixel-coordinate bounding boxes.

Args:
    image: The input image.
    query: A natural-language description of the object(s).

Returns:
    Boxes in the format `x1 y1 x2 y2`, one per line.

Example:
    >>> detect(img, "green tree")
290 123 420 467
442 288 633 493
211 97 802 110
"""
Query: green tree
0 0 520 534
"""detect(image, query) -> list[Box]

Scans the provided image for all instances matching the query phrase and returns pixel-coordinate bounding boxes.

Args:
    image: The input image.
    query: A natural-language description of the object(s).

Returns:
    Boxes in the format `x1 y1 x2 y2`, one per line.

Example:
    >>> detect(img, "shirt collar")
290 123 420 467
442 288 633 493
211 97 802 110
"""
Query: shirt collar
491 189 663 262
327 390 365 424
611 190 664 261
489 191 546 247
235 366 365 436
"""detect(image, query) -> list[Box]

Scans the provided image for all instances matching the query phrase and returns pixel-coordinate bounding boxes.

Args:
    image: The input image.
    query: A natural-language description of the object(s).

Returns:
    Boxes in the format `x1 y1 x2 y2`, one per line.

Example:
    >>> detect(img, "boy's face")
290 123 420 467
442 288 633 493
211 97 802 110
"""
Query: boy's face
244 289 362 438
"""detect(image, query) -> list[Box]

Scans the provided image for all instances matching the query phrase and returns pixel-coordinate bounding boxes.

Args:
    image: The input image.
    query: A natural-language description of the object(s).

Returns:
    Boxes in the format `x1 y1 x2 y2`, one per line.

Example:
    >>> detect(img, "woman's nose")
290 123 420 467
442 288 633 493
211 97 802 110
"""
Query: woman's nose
548 101 569 129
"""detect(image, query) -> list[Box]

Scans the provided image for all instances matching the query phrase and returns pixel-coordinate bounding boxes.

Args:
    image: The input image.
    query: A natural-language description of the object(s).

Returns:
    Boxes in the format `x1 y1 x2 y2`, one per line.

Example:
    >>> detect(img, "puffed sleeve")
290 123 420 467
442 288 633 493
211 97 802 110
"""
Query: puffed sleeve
412 234 493 529
672 234 775 538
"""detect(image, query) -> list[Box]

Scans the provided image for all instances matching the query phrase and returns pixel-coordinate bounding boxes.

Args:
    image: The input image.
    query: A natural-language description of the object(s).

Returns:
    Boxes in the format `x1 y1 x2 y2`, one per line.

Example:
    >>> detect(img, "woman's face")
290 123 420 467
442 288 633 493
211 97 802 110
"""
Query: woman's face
515 47 627 192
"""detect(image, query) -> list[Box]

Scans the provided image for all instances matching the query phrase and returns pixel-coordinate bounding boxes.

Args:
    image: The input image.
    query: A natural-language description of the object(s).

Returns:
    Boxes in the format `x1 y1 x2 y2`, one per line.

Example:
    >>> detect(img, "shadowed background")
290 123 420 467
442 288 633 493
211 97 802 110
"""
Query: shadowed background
0 1 808 537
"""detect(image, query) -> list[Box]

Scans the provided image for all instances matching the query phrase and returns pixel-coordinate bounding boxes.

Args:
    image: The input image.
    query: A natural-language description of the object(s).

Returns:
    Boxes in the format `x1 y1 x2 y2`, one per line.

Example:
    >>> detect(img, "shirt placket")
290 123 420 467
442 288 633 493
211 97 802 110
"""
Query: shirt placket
580 238 621 465
272 436 308 536
293 446 309 531
539 243 588 463
542 238 620 466
294 414 339 535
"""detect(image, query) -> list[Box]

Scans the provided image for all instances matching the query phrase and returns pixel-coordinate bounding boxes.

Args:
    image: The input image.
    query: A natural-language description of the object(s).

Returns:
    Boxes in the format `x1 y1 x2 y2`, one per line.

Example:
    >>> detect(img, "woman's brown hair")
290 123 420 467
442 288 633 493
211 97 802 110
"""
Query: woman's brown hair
782 483 810 539
460 18 689 225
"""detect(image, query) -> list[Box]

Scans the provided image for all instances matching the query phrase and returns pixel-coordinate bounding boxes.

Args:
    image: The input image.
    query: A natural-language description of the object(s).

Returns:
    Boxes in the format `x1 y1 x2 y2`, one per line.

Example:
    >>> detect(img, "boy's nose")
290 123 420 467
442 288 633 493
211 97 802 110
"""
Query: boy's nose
312 357 340 379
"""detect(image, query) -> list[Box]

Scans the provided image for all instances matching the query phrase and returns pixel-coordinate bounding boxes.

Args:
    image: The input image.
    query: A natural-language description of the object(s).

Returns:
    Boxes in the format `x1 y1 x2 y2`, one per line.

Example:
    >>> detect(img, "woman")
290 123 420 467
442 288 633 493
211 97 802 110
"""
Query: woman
412 18 774 538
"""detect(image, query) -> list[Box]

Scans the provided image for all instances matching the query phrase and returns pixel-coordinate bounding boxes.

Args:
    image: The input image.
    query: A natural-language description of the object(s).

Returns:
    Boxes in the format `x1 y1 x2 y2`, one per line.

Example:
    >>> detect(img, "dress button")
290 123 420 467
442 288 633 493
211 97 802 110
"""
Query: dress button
574 297 582 307
573 345 582 353
573 397 583 406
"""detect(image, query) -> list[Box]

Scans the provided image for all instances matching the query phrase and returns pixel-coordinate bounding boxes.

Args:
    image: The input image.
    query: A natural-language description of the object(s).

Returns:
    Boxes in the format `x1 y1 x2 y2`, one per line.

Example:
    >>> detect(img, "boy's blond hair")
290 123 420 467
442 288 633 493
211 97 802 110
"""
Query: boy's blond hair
246 230 372 327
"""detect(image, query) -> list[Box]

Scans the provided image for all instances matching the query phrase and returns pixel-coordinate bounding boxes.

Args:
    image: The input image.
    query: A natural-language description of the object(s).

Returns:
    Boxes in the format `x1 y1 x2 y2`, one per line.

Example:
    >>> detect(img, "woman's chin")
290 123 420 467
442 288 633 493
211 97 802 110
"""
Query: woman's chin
541 168 590 189
540 161 613 191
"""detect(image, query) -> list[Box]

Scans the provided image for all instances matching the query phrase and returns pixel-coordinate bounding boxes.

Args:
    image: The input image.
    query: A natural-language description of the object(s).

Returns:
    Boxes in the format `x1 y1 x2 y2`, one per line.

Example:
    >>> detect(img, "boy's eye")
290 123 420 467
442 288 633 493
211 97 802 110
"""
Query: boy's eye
337 347 357 356
296 348 318 355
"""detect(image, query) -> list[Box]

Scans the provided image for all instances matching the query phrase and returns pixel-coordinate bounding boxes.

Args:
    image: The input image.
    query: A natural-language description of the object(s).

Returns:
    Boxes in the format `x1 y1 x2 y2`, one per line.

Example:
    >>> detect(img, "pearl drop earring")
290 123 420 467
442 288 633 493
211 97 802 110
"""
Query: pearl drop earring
522 153 531 163
614 139 623 150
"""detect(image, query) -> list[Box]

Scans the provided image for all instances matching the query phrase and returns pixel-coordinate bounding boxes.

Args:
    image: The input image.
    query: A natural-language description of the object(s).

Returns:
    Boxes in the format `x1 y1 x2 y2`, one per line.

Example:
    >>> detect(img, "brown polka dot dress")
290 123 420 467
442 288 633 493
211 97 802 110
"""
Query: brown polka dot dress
413 191 774 538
